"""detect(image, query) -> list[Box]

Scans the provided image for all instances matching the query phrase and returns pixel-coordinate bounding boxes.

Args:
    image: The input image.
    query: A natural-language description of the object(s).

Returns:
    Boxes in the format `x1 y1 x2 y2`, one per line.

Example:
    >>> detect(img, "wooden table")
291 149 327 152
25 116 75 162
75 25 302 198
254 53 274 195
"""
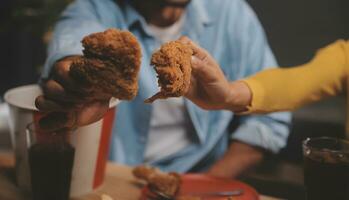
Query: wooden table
0 152 280 200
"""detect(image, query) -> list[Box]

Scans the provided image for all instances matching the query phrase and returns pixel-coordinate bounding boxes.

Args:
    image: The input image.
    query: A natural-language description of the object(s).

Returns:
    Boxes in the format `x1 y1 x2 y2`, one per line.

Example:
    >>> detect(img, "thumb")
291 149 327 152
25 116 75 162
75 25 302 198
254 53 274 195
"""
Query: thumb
191 56 216 82
184 74 197 99
191 56 207 72
178 36 212 62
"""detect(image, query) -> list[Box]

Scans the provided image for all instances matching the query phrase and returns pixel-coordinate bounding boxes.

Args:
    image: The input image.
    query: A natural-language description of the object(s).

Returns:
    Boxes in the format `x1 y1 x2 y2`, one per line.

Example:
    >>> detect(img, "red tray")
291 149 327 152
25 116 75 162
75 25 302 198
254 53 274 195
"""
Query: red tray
140 173 259 200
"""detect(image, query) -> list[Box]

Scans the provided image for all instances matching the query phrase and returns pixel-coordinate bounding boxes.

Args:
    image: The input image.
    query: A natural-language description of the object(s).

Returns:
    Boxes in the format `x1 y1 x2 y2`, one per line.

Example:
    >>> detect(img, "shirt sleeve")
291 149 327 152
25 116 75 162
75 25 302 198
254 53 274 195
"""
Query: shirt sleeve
242 40 349 114
227 0 291 153
42 0 106 79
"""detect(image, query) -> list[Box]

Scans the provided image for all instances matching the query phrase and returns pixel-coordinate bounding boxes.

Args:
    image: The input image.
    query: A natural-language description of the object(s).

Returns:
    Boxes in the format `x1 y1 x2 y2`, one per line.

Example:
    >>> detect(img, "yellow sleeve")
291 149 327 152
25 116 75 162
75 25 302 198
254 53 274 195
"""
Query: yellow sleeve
242 40 349 114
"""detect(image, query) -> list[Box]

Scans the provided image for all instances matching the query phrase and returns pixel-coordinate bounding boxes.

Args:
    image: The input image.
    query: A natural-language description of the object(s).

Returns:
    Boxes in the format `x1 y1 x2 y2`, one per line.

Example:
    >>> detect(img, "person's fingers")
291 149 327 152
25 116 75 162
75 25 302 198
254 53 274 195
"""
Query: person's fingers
52 57 90 96
52 60 74 88
38 101 109 131
43 79 83 103
35 95 75 112
75 101 109 126
38 112 75 131
184 74 198 99
191 56 207 70
178 36 212 62
191 56 216 81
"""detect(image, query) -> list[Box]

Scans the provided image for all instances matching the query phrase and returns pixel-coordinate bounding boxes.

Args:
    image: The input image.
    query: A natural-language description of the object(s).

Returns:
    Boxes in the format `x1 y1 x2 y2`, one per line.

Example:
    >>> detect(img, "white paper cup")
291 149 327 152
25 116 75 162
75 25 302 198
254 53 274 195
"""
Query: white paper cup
4 84 119 197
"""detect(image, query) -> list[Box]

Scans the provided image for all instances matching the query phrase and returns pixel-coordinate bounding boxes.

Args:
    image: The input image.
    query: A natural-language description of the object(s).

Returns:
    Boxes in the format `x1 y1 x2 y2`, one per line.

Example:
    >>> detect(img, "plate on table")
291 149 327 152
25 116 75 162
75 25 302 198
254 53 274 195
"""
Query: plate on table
140 173 259 200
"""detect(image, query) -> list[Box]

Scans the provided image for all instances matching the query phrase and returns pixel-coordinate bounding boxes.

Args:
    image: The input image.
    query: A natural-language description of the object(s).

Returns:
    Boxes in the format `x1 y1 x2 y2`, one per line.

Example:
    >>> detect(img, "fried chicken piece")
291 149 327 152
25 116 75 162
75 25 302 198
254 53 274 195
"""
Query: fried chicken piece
69 28 142 101
145 41 193 103
132 165 160 181
133 165 181 198
148 172 181 197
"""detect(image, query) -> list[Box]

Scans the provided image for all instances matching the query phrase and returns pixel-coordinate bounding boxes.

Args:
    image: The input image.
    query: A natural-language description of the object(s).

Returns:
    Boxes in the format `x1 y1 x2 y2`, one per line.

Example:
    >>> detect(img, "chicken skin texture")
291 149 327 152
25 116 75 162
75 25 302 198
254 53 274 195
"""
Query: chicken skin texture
145 41 193 103
69 28 142 101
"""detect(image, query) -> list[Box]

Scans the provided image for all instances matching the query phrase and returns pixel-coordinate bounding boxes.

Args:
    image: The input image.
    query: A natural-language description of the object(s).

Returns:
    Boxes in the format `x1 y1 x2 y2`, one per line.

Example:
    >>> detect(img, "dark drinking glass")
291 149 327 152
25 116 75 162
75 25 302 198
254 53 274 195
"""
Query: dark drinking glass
303 137 349 200
26 123 75 200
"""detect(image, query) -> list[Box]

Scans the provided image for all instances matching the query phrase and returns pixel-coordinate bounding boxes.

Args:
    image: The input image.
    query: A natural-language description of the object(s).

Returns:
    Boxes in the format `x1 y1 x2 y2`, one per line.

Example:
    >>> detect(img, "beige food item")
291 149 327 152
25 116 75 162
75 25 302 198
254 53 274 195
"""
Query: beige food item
133 165 181 198
101 194 114 200
145 41 193 103
69 28 142 101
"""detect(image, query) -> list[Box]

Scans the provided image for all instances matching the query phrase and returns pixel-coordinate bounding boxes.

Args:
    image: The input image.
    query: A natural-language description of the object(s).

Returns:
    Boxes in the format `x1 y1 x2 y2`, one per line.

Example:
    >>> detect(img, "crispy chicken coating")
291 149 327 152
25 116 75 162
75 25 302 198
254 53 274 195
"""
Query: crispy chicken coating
132 165 160 181
145 41 193 103
69 28 142 101
133 165 181 198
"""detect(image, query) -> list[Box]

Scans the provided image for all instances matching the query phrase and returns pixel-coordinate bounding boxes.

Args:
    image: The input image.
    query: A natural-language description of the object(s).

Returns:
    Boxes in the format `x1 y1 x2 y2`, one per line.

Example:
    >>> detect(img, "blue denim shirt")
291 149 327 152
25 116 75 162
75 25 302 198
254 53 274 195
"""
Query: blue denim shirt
43 0 291 172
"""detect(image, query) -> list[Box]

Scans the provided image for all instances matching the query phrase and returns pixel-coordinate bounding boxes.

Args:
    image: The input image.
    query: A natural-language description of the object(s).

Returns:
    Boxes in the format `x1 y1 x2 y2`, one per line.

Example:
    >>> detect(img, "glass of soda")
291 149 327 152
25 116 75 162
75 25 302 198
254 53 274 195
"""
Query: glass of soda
303 137 349 200
26 123 75 200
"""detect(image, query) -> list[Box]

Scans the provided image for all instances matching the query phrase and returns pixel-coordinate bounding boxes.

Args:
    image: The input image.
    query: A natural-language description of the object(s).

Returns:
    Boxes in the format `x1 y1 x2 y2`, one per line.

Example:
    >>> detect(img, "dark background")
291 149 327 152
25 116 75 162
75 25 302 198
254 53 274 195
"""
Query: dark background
0 0 71 96
0 0 348 199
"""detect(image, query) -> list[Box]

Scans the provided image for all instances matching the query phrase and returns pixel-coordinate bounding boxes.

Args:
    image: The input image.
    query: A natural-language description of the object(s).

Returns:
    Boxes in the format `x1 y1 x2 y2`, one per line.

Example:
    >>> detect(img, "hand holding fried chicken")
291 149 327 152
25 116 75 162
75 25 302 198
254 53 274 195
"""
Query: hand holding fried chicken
35 57 111 131
36 29 142 131
178 37 251 112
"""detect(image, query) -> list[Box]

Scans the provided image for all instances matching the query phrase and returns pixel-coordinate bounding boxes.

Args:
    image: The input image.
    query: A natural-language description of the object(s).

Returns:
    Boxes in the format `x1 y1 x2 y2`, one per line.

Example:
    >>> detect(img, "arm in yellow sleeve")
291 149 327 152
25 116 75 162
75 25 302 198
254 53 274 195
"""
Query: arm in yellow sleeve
242 40 349 114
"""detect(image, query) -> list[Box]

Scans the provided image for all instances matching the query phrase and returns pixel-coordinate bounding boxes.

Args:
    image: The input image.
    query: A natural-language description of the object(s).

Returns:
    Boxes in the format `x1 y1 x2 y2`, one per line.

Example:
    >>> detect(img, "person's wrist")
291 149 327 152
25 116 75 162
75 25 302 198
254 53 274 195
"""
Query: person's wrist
208 141 264 178
225 81 252 112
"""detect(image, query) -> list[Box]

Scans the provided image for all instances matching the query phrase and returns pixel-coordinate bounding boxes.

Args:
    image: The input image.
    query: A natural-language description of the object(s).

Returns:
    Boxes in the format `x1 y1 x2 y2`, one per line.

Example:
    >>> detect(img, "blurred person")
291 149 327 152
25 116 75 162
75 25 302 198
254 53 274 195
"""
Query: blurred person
181 37 349 134
36 0 291 178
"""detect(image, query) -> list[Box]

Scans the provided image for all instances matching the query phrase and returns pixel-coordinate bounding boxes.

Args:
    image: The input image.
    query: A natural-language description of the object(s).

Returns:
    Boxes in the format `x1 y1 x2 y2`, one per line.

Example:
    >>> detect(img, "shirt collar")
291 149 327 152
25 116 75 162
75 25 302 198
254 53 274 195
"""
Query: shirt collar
122 2 144 29
187 0 212 26
181 0 213 41
122 0 213 30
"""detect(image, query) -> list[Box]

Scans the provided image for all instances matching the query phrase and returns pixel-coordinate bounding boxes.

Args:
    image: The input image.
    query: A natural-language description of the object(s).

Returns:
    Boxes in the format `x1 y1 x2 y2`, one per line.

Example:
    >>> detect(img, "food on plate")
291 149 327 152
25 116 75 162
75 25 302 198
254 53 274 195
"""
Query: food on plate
132 164 159 180
145 41 193 103
133 165 181 198
133 166 205 200
69 28 142 101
